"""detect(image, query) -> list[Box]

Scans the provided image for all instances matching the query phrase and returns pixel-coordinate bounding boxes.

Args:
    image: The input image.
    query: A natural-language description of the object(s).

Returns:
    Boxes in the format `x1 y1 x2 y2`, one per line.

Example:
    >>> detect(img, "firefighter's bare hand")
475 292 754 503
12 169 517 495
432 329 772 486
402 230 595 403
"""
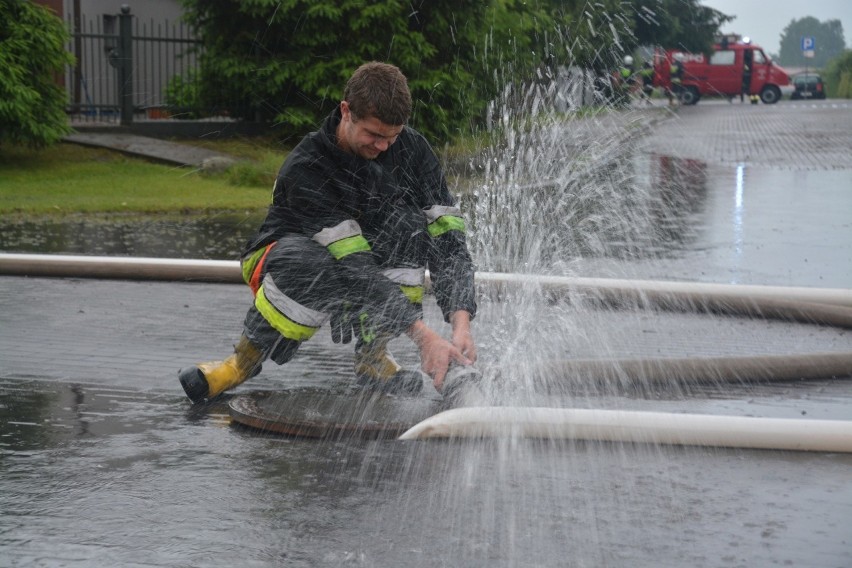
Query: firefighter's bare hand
450 310 477 363
407 320 472 391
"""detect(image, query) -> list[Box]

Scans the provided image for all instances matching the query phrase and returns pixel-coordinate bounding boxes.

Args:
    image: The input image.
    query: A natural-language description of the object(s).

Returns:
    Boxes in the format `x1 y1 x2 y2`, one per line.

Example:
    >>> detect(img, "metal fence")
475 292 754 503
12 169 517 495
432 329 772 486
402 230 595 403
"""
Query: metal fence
66 6 201 125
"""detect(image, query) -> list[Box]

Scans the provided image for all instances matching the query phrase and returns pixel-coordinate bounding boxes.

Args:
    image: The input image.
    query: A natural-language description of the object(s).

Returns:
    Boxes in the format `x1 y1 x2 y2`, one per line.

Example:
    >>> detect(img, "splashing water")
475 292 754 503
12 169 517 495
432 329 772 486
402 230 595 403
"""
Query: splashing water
454 36 677 405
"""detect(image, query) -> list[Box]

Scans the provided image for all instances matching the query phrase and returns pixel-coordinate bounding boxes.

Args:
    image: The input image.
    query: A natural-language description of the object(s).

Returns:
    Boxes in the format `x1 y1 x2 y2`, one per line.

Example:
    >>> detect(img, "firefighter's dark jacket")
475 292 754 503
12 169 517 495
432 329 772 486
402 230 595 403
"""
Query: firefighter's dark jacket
243 106 477 328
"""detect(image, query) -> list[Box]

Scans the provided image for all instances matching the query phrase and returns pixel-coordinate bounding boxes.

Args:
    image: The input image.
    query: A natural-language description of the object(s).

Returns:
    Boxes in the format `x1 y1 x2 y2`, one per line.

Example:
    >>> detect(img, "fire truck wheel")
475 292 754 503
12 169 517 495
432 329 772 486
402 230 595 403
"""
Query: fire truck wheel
680 86 700 106
760 86 781 104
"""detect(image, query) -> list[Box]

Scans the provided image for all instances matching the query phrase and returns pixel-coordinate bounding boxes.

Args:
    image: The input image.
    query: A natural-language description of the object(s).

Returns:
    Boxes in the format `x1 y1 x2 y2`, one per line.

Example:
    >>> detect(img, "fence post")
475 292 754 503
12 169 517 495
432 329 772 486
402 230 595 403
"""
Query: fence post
118 5 133 125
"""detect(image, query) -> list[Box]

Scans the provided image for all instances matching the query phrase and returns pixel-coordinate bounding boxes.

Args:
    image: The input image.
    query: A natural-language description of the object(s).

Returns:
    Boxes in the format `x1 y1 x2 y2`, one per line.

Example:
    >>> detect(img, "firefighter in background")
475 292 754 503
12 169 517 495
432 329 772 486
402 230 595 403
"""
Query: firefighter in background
178 62 477 404
741 49 752 103
616 55 637 106
640 60 654 105
741 49 760 104
668 52 685 107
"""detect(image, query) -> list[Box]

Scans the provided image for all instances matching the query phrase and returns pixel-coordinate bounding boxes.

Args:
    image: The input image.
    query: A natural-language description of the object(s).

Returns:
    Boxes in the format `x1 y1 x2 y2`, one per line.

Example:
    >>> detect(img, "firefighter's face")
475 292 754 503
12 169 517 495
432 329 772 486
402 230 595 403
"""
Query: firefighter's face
337 101 403 160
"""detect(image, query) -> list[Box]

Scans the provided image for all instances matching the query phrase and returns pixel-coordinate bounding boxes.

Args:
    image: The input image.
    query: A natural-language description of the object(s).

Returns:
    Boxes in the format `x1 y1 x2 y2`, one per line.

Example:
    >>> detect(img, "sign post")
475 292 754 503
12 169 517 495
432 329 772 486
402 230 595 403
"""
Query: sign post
801 36 815 58
801 36 815 92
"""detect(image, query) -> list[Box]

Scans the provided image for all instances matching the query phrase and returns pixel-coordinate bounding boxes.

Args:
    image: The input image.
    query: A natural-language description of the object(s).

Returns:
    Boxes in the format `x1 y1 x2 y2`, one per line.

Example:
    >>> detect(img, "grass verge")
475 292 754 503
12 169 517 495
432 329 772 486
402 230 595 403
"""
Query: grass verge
0 139 283 216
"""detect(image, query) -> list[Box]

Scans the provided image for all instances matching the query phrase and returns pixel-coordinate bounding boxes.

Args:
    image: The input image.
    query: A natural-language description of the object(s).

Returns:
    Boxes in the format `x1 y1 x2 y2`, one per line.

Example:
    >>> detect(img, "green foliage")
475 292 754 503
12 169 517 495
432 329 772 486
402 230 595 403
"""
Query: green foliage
824 50 852 98
178 0 601 142
0 0 74 149
224 161 276 188
164 70 203 119
628 0 733 54
777 17 846 68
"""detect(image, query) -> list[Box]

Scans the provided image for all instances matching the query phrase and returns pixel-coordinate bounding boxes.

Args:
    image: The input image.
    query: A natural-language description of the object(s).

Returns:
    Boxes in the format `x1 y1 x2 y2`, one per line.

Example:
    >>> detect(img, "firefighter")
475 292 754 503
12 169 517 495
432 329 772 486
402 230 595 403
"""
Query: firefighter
178 62 477 403
617 55 637 106
741 49 752 103
640 60 655 104
668 53 685 107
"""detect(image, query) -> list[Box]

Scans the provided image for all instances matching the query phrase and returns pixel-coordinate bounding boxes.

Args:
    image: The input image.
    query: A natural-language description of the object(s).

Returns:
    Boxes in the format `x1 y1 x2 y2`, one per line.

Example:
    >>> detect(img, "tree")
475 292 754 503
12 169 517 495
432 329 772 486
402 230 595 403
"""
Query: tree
823 50 852 98
178 1 733 141
179 0 633 142
0 0 74 149
628 0 733 53
777 16 846 68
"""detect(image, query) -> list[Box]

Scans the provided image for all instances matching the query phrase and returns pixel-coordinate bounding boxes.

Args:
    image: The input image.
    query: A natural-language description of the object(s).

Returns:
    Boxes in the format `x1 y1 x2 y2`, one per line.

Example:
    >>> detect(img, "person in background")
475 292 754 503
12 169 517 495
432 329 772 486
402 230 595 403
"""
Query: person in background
640 60 655 105
178 62 478 404
668 53 685 107
741 48 753 103
616 55 637 106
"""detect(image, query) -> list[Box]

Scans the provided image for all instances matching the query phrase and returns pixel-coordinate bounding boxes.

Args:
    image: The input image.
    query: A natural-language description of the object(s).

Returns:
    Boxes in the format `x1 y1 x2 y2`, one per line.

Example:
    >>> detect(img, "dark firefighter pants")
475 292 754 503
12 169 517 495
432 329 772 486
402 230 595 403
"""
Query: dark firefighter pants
240 234 422 365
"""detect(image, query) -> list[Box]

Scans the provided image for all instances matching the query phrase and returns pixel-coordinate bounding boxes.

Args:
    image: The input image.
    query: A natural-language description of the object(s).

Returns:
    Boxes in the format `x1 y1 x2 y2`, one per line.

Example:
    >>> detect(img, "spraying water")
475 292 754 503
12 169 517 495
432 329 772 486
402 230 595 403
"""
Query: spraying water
454 24 677 406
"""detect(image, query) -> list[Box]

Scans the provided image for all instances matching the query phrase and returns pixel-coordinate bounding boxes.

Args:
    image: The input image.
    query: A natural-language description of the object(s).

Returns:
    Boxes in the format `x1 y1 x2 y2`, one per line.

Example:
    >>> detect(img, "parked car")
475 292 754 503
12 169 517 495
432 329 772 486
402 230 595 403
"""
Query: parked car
790 73 826 100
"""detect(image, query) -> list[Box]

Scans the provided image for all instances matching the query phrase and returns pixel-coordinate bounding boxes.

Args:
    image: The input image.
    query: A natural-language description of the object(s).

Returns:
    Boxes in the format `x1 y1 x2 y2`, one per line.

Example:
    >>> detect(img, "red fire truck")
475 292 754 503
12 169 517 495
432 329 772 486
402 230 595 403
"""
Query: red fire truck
654 35 793 105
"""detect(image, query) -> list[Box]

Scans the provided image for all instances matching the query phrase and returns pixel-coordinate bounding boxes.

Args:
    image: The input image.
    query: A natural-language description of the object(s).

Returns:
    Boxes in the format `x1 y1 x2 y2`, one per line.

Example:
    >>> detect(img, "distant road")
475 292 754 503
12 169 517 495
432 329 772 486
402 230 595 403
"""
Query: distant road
642 99 852 170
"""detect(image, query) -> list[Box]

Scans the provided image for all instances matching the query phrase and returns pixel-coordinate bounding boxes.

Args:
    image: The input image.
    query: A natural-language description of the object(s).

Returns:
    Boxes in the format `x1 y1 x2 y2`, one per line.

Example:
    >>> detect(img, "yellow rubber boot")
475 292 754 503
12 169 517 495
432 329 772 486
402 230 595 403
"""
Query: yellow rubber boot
354 337 423 395
179 335 265 403
355 336 401 378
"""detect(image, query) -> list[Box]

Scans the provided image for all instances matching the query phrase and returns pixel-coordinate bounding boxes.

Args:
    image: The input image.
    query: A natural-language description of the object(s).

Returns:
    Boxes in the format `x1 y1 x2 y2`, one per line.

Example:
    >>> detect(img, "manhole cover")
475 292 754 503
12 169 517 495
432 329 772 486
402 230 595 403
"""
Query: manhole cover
229 388 440 439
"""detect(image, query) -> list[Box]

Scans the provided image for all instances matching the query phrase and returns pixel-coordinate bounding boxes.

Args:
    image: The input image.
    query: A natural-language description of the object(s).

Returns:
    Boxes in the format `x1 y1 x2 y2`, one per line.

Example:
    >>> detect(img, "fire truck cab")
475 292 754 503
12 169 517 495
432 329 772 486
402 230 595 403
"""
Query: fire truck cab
655 35 793 105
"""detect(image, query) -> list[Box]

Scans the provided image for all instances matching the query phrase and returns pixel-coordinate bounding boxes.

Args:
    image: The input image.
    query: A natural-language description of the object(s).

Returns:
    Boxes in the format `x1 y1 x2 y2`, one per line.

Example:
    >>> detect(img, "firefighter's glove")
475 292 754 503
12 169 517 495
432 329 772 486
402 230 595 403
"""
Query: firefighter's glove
330 303 355 344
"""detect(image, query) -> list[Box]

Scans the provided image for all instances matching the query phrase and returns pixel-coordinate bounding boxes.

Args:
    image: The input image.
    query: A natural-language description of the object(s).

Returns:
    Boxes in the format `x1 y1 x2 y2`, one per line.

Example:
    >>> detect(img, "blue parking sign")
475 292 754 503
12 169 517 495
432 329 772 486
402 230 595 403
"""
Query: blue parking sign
801 36 815 51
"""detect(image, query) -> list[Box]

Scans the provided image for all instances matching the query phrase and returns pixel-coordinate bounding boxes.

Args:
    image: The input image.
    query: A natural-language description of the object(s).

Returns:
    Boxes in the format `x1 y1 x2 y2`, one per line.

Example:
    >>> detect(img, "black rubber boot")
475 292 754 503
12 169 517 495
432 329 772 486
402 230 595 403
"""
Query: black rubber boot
178 367 210 404
178 336 264 404
353 335 424 396
356 369 425 396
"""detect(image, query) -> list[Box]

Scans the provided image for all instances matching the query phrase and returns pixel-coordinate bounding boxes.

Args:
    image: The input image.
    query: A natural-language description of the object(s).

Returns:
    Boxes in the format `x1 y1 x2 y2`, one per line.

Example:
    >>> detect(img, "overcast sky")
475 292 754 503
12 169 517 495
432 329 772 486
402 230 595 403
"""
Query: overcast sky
698 0 852 55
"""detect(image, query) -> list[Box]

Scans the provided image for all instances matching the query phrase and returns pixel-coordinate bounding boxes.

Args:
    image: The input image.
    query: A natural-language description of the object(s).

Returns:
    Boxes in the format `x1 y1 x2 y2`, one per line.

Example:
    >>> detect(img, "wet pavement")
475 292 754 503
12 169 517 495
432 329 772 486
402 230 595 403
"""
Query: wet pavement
644 99 852 170
2 100 852 567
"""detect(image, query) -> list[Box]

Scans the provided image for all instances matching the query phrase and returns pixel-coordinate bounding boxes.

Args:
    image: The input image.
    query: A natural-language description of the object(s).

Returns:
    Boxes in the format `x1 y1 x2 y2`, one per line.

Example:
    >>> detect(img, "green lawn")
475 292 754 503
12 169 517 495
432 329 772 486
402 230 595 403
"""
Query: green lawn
0 139 284 215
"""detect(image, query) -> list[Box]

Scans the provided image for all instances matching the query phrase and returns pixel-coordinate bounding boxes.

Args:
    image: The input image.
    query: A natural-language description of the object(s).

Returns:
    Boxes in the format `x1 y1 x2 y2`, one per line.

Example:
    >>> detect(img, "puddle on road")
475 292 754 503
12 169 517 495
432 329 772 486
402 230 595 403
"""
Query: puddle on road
0 210 264 260
2 378 851 567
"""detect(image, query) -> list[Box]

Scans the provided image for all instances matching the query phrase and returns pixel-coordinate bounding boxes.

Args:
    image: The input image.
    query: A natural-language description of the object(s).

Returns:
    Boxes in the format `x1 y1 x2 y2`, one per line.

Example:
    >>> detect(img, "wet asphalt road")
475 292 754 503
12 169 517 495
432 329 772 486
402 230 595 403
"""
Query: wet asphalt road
2 99 852 567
